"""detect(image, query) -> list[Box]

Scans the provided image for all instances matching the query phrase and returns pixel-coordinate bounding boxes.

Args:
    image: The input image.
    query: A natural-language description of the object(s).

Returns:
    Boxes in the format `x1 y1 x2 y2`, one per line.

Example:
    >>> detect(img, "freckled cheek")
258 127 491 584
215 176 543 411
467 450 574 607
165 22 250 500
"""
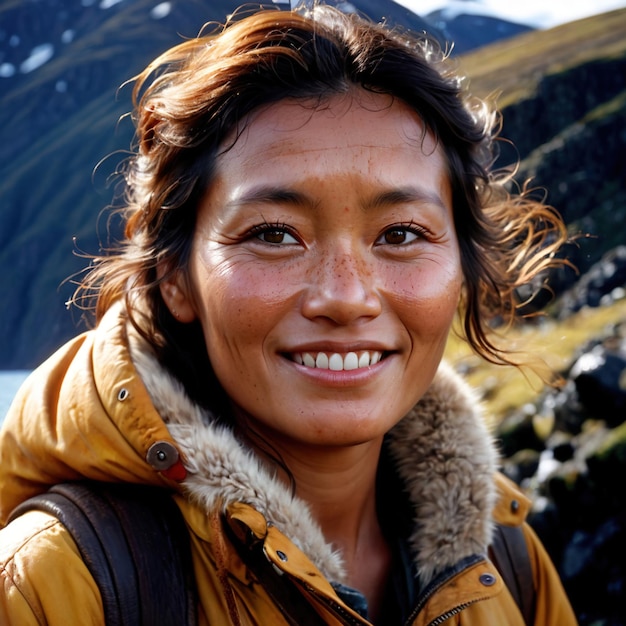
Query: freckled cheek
386 265 462 329
197 260 302 338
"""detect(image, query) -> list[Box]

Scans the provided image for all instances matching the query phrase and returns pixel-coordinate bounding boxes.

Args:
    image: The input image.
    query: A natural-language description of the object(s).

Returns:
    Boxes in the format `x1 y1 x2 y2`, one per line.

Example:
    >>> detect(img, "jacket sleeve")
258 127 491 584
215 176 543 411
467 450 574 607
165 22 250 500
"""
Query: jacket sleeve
523 522 579 626
0 510 104 625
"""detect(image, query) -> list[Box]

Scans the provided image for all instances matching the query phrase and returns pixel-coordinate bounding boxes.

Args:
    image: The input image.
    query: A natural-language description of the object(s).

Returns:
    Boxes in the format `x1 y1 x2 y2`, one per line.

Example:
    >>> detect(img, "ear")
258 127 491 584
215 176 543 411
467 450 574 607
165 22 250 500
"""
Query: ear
158 268 197 323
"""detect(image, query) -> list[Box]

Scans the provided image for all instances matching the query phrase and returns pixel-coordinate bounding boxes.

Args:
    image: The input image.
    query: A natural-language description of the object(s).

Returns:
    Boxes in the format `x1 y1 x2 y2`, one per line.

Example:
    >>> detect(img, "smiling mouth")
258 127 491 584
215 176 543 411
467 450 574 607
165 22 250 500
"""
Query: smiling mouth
290 351 383 371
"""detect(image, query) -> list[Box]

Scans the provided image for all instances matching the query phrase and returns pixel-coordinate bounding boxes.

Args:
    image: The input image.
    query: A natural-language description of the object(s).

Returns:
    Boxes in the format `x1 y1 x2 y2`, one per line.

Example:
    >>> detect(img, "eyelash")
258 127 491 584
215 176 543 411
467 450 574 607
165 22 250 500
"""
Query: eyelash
377 221 430 245
247 222 299 244
245 220 430 245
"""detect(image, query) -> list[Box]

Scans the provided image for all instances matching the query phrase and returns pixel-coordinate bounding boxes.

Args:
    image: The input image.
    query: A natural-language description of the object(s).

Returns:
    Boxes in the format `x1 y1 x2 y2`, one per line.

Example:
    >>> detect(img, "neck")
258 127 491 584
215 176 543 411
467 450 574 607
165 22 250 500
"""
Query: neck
243 428 393 617
287 442 382 551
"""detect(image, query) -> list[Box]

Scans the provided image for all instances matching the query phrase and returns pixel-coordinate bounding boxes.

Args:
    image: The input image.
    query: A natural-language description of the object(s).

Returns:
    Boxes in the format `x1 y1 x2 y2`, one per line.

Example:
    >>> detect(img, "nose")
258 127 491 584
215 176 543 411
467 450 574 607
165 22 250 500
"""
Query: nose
301 247 383 324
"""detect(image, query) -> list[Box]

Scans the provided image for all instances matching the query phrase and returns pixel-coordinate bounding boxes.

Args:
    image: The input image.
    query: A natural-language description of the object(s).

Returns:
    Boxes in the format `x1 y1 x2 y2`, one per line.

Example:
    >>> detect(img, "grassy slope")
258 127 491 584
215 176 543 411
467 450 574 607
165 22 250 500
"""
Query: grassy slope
455 7 626 107
445 298 626 425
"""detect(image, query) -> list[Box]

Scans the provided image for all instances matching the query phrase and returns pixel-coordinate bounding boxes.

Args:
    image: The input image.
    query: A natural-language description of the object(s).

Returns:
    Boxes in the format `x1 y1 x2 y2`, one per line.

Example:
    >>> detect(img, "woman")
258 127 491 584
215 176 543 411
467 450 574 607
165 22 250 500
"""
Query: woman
0 4 577 625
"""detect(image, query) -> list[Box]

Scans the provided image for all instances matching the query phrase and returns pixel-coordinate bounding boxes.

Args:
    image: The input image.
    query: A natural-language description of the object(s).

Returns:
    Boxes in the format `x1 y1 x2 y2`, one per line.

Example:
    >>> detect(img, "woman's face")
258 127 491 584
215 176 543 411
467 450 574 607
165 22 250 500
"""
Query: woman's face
167 92 463 449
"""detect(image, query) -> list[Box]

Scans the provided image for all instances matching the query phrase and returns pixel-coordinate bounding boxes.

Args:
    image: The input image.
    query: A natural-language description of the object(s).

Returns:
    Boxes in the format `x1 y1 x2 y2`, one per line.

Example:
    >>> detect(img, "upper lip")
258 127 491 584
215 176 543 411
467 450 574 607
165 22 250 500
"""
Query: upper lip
281 341 393 354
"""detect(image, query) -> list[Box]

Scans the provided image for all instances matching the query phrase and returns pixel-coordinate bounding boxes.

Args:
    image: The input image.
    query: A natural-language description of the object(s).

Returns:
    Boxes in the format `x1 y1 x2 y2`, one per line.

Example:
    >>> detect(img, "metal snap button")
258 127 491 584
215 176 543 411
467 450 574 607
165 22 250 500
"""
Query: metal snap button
146 441 179 470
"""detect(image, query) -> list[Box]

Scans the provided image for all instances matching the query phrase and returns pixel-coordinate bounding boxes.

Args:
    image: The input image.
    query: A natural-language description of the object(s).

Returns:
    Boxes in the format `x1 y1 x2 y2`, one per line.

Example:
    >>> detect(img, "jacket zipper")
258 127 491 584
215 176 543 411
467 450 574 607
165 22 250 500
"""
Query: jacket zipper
403 555 489 626
407 595 491 626
303 584 371 626
308 586 488 626
427 600 485 626
297 555 491 626
303 577 489 626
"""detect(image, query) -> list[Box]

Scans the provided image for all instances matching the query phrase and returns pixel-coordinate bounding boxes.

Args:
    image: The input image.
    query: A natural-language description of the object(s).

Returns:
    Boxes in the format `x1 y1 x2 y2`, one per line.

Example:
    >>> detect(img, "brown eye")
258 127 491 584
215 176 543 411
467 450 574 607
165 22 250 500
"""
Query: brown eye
377 227 421 246
384 229 408 244
252 226 299 245
261 230 287 244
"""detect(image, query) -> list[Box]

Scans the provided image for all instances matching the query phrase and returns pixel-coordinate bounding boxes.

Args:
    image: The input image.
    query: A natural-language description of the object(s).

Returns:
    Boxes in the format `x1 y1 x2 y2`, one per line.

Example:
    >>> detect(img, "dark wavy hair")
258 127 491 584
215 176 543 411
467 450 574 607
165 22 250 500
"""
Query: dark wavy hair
71 3 569 409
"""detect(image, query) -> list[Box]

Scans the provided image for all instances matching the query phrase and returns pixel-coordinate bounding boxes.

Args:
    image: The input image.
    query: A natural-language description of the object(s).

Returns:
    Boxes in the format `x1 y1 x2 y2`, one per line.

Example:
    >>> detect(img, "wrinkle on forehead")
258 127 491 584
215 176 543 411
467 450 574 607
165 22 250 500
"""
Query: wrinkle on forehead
217 89 436 161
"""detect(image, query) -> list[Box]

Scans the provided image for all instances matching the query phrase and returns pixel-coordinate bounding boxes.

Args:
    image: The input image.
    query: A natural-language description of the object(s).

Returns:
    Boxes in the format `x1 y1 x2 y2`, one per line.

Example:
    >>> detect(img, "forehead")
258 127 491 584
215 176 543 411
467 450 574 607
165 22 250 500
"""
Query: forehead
218 90 443 169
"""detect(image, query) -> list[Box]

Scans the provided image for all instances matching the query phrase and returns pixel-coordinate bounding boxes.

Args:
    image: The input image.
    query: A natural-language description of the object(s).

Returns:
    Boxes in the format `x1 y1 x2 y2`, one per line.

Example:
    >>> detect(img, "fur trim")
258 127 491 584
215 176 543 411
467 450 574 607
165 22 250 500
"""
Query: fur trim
386 362 498 583
130 329 498 586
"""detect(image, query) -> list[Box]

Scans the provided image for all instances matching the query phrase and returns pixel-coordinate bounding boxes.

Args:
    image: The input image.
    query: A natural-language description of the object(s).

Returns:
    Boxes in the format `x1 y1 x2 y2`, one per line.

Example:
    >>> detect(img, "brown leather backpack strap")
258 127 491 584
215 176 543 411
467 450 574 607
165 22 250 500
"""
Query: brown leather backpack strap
8 481 197 626
489 523 536 626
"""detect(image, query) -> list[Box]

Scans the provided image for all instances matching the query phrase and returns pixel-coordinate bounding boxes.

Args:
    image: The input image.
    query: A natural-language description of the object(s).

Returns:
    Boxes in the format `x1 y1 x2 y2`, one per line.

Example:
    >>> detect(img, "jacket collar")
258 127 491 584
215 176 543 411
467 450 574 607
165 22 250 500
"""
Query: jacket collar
130 326 499 587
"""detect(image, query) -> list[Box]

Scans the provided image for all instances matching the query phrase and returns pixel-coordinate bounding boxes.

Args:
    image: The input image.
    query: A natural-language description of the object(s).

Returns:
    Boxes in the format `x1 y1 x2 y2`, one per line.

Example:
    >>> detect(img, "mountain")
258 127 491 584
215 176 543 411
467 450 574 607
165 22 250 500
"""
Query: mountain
425 10 533 54
457 8 626 299
0 1 624 368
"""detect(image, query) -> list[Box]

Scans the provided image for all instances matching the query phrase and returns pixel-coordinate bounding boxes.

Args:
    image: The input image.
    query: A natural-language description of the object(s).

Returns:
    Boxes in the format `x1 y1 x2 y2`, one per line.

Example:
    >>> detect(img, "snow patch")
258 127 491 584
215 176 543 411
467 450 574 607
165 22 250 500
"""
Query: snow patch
395 0 626 30
0 63 16 78
20 44 54 74
150 2 171 19
61 29 75 44
99 0 125 9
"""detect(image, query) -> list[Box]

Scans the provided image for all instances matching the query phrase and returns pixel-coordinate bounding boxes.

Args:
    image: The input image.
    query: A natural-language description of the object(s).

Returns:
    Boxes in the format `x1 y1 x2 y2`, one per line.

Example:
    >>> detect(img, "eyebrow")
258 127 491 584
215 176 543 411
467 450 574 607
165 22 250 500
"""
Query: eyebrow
226 185 447 213
366 188 448 212
226 186 310 210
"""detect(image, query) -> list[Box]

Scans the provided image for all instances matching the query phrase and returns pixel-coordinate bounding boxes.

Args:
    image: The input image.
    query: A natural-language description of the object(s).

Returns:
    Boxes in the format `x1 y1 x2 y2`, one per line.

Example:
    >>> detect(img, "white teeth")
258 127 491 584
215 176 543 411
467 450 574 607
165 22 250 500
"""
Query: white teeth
315 353 329 368
329 353 343 371
343 352 359 371
295 350 382 370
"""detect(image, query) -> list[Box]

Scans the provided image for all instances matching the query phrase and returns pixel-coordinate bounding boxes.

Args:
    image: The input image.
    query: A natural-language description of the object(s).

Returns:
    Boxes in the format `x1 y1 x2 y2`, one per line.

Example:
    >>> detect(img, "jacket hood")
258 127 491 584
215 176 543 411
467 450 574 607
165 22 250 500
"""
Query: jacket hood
0 303 500 587
0 304 178 524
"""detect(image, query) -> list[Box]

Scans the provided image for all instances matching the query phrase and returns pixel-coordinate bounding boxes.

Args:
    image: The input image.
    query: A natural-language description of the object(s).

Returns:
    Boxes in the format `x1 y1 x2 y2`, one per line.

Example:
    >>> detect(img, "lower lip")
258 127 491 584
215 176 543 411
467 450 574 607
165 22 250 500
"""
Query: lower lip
287 356 389 387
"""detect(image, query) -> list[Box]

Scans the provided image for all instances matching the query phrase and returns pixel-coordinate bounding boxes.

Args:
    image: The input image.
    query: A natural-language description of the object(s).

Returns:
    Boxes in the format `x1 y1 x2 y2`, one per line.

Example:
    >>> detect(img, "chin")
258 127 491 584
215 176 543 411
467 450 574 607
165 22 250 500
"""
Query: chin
302 419 393 448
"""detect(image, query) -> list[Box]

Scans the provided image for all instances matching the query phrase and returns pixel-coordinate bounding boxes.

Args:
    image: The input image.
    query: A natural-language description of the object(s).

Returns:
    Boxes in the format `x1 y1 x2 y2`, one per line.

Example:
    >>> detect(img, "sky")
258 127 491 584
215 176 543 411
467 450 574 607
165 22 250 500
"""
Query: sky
395 0 626 28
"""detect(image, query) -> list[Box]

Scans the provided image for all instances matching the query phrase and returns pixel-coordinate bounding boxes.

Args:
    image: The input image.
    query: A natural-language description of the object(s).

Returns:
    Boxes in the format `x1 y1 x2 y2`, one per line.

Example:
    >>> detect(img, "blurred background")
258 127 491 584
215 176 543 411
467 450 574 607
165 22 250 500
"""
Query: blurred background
1 1 625 623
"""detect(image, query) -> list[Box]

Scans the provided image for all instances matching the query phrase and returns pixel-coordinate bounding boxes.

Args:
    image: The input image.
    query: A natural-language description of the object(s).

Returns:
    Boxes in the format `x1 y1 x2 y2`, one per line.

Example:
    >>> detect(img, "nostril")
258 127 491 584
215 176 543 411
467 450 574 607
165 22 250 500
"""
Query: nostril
301 267 382 324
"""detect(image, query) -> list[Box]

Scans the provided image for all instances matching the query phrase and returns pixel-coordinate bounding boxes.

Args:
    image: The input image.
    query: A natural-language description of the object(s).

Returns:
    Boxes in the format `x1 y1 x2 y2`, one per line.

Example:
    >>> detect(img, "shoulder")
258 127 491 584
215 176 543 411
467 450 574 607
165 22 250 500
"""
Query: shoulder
0 511 103 625
493 472 532 525
491 474 578 624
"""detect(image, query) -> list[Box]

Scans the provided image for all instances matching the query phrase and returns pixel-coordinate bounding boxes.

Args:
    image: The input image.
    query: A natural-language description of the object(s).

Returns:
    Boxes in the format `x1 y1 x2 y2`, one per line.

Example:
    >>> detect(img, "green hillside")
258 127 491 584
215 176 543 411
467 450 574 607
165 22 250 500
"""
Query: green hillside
457 8 626 108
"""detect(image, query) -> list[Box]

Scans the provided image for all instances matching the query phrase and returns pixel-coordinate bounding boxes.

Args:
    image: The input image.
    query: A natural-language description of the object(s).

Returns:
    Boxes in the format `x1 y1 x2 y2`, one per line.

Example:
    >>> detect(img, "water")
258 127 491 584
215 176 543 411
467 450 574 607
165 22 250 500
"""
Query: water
0 371 30 425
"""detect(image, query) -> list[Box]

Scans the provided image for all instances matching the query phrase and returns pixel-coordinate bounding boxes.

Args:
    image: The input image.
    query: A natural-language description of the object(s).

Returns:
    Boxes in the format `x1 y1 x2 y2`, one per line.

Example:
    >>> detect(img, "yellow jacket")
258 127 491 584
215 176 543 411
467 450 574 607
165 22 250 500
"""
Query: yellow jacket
0 304 578 625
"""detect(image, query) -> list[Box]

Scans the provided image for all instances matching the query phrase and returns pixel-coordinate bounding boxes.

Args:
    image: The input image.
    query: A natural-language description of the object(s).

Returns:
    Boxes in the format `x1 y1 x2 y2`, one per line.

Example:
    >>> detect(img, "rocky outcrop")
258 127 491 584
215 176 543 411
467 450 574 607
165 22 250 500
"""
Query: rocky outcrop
555 246 626 317
506 57 626 292
496 310 626 626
